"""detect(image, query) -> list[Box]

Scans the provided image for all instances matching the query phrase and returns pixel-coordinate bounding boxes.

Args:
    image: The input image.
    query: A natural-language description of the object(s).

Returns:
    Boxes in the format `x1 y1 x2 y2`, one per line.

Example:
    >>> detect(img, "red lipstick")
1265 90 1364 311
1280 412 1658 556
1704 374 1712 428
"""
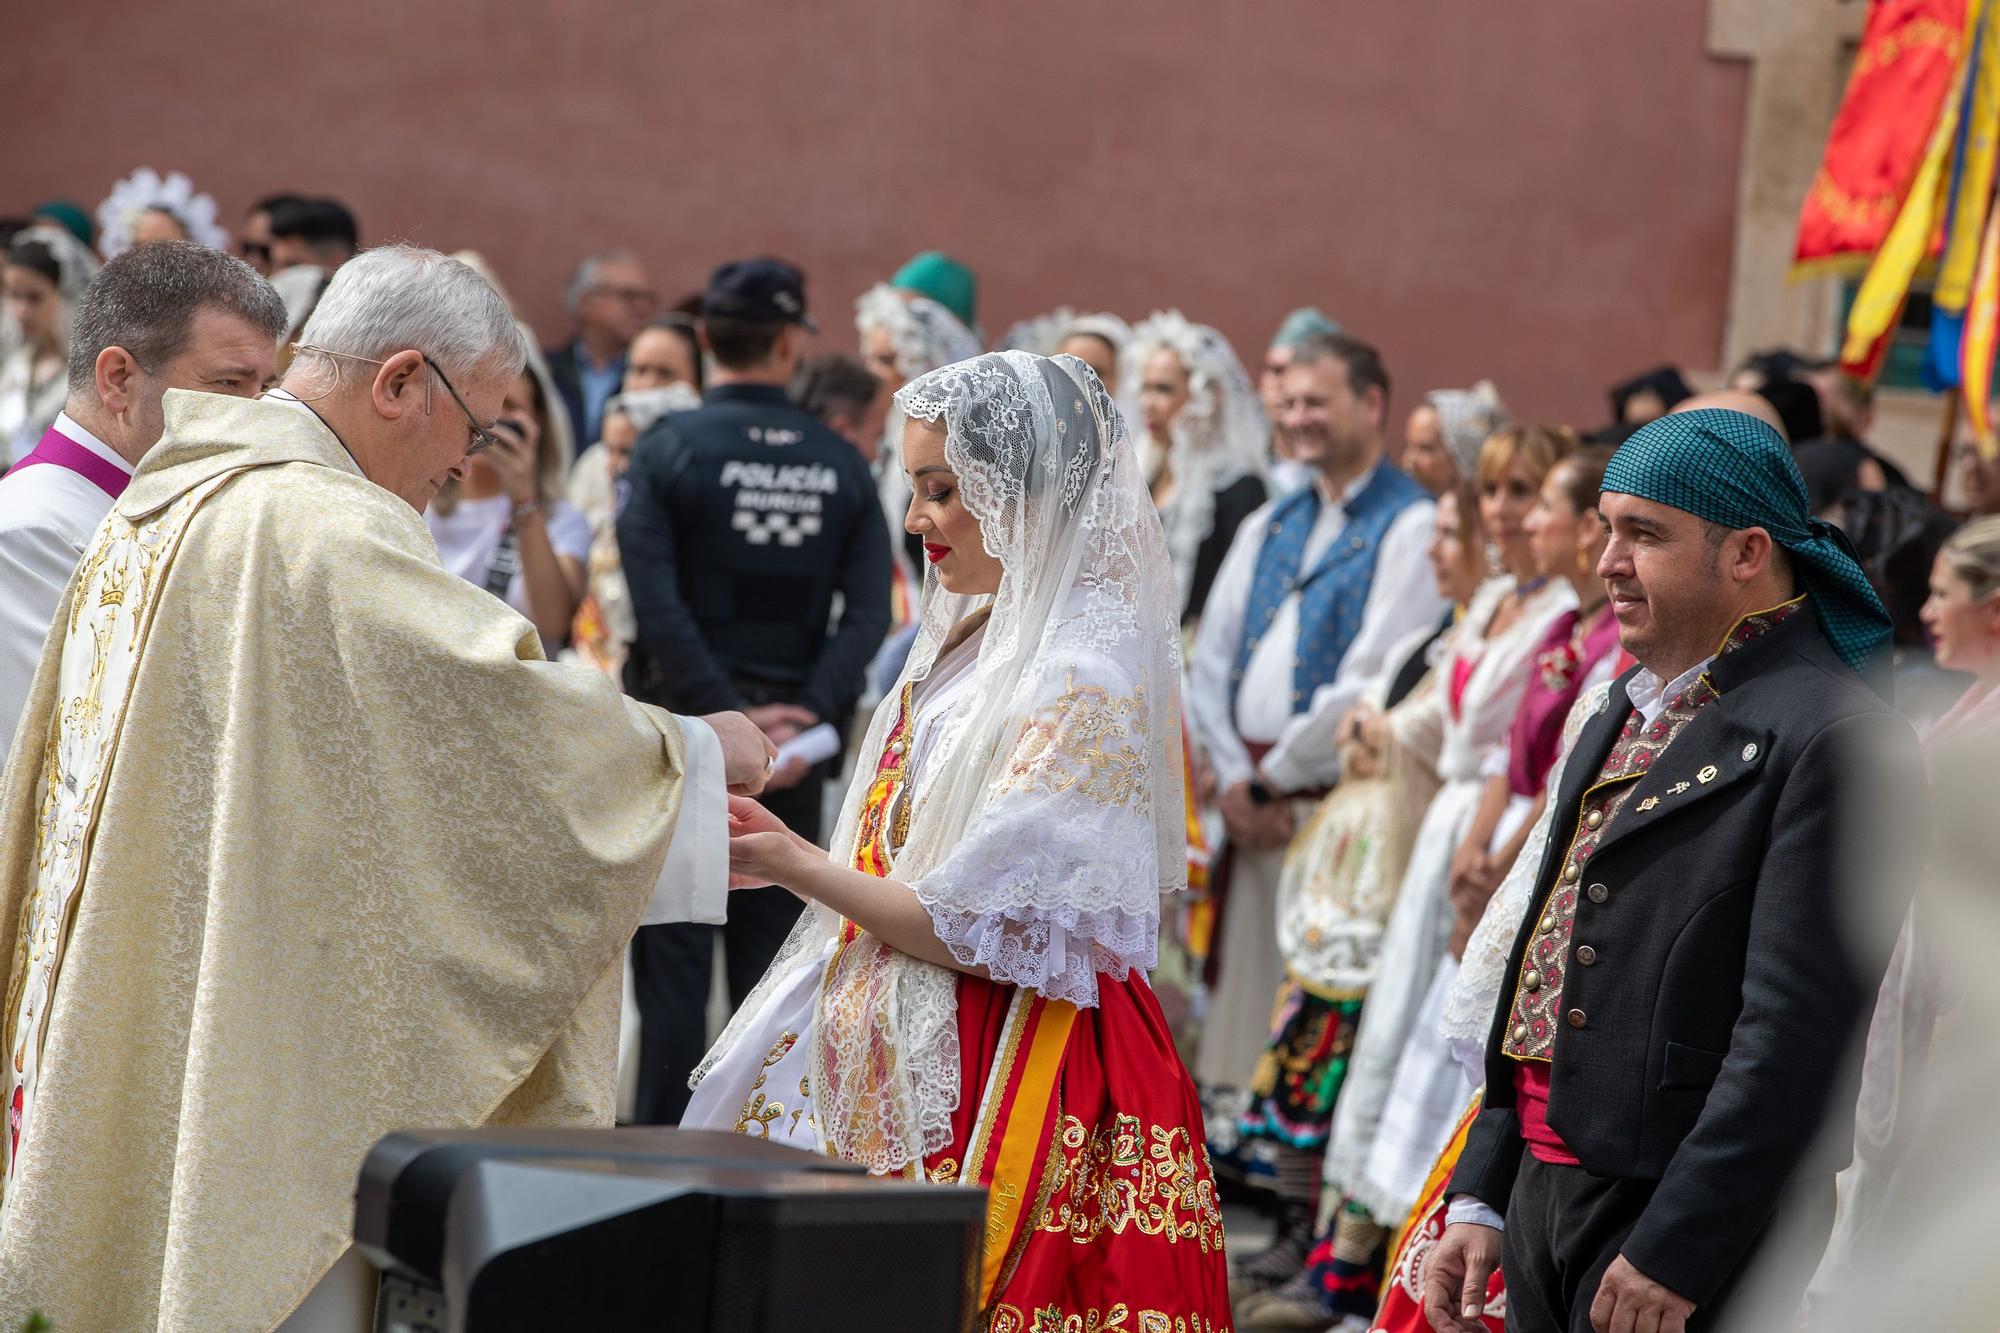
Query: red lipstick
924 543 950 564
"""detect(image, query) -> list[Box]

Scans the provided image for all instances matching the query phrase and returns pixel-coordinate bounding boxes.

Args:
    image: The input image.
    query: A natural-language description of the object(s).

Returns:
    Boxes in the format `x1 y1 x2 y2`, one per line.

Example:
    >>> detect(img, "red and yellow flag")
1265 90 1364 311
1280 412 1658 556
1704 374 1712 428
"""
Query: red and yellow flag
1963 204 2000 449
1794 0 1967 278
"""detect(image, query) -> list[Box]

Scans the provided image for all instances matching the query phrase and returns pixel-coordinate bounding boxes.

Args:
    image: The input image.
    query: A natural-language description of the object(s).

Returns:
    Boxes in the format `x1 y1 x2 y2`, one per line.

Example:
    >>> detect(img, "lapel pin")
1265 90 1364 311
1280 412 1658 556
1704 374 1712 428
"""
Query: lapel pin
1697 765 1718 784
1741 742 1758 762
1670 781 1691 795
1638 796 1659 811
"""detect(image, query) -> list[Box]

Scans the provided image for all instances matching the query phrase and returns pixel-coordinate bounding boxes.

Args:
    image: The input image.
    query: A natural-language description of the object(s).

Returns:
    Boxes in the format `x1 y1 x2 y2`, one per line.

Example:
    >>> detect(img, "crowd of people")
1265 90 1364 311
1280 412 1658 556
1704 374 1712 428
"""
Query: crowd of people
0 167 1993 1333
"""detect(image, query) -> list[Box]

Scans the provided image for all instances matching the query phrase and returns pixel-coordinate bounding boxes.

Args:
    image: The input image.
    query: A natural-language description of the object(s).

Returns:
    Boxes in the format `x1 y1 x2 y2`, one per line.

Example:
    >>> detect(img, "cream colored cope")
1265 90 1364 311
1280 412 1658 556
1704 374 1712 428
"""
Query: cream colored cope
0 390 724 1332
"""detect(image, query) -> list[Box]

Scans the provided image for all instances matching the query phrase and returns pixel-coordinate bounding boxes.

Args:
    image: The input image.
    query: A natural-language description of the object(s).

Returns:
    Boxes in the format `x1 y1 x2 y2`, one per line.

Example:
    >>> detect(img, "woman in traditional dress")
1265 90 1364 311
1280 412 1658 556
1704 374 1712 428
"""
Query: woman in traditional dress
1362 448 1624 1333
1442 446 1622 963
0 227 96 465
1121 311 1270 624
1229 483 1489 1321
1367 684 1611 1333
1401 383 1508 500
1318 425 1577 1265
856 282 988 694
1800 515 2000 1320
686 350 1231 1328
424 342 588 652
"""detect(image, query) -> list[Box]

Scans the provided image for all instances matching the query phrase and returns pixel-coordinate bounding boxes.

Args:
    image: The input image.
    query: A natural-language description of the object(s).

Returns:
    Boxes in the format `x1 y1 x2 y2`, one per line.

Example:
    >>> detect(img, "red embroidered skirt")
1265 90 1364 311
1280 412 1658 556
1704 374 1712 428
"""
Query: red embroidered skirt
925 968 1234 1332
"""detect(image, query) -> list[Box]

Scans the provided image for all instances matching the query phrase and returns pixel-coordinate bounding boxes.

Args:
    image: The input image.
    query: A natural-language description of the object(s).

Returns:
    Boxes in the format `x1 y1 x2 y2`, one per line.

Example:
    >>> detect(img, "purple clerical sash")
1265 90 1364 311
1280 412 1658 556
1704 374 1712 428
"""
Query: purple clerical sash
5 424 130 499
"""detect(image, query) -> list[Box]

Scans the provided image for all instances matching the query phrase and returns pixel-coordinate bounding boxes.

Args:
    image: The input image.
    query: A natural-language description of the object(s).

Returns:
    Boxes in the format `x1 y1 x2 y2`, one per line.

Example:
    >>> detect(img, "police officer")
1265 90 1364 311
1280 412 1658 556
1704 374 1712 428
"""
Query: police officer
618 257 892 1124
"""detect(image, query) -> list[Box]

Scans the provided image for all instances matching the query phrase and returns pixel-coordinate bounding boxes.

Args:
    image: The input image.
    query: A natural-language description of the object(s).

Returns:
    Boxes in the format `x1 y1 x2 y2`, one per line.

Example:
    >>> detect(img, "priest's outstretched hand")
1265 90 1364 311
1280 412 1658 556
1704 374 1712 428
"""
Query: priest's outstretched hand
703 710 780 796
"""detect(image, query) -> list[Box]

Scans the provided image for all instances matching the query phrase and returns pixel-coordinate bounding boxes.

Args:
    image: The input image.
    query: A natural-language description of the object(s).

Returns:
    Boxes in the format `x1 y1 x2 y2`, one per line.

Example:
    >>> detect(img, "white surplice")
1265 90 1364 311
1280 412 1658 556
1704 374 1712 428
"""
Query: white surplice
0 413 133 753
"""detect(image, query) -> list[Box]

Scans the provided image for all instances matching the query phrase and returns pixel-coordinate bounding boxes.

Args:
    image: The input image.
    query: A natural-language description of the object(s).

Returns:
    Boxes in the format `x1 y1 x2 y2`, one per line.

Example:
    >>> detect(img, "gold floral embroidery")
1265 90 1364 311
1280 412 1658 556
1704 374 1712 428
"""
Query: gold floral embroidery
999 674 1151 811
3 481 221 1195
929 1156 961 1184
788 1073 813 1136
733 1030 798 1138
1034 1113 1226 1252
989 1304 1228 1333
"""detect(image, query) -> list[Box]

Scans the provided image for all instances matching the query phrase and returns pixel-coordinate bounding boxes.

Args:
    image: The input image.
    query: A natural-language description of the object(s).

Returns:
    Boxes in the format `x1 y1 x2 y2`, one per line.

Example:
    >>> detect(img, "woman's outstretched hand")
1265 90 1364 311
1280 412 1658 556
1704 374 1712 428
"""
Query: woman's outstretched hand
727 797 819 889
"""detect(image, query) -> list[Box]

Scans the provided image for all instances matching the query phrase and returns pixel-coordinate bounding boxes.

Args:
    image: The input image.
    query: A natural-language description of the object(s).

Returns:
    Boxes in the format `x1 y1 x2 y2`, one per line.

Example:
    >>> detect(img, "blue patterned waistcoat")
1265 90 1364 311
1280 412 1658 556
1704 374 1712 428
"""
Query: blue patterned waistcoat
1231 461 1428 714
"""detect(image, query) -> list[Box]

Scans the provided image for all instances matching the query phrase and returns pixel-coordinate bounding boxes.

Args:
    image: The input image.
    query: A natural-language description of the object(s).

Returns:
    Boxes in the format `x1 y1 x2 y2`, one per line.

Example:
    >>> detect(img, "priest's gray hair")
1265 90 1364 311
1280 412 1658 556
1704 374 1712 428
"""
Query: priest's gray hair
291 245 528 396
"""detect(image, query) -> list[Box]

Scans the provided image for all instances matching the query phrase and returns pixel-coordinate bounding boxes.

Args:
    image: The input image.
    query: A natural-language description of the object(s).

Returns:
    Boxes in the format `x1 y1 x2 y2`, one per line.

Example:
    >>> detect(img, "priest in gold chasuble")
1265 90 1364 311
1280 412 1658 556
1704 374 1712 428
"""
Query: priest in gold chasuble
0 247 770 1332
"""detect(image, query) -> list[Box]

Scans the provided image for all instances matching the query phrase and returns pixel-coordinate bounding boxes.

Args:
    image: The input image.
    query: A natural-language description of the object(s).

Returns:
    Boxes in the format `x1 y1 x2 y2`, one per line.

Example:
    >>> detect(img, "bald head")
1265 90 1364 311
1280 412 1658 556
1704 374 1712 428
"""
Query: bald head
1670 389 1787 442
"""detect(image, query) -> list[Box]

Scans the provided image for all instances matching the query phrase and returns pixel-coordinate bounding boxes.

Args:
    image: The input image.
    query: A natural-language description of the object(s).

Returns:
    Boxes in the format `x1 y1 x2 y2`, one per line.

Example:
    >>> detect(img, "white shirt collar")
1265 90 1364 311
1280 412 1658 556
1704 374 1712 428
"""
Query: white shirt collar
1313 460 1379 509
1625 655 1714 727
51 412 135 478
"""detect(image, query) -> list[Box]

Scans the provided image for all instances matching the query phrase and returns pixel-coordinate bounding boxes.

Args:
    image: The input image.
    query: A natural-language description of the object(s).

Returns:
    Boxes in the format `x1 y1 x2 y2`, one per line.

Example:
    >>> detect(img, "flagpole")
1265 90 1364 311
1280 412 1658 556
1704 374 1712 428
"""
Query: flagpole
1934 384 1963 503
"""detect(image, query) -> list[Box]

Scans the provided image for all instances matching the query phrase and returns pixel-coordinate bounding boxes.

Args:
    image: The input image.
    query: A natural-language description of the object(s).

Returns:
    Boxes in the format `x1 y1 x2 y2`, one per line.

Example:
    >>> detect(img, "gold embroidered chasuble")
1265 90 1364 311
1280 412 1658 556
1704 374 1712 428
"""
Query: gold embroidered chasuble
0 391 694 1331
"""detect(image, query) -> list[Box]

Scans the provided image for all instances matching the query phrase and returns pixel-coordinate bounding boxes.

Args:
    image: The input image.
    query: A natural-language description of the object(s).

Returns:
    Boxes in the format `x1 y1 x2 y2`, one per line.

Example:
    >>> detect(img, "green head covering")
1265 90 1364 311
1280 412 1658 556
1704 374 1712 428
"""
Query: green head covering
891 251 977 329
32 200 94 248
1602 407 1892 672
1270 306 1342 350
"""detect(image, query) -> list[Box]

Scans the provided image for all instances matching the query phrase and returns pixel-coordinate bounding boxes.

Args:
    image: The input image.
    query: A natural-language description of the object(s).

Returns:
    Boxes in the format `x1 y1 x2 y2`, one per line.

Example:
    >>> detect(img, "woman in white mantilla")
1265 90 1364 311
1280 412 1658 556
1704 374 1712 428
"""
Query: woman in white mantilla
685 350 1231 1327
0 227 98 464
1121 310 1269 624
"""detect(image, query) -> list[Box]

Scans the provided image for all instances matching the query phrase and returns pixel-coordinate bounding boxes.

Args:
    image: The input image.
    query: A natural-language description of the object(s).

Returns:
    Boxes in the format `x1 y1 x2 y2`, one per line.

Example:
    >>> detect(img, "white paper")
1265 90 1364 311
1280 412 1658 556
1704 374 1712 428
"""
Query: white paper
775 721 841 770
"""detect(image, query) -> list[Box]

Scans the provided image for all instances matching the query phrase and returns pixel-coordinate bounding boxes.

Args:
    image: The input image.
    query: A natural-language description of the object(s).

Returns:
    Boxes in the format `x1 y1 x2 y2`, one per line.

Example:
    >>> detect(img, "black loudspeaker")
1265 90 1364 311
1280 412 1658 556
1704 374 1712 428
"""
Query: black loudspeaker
353 1127 985 1332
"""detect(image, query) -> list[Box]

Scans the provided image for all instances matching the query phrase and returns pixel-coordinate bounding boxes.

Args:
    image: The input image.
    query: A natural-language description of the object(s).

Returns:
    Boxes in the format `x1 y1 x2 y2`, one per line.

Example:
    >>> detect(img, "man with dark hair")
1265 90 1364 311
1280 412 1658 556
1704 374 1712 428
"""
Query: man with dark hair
617 256 892 1125
1185 328 1445 1281
547 248 655 448
266 196 359 271
266 196 360 345
237 192 302 277
0 240 285 740
790 351 890 459
1422 410 1919 1333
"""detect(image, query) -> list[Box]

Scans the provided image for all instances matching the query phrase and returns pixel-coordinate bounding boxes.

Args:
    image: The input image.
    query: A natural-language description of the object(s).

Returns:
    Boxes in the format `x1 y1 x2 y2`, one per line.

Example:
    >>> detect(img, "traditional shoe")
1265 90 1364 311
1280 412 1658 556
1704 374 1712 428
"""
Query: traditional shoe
1237 1289 1338 1330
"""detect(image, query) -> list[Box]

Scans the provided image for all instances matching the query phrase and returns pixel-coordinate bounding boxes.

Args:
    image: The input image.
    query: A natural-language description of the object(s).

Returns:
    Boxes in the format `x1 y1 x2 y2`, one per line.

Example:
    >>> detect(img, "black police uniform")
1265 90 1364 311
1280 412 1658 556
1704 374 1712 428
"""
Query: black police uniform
617 361 891 1126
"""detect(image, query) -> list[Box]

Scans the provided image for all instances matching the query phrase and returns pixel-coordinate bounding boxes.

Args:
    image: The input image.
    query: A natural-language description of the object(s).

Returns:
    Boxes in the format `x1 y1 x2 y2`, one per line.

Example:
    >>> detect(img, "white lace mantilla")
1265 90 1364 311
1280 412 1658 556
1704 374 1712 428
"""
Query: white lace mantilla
693 351 1185 1174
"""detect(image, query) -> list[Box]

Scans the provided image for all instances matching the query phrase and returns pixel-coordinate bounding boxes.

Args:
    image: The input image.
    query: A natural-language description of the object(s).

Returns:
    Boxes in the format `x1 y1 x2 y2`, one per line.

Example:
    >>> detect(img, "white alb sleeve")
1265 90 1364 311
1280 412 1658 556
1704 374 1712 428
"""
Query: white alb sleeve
639 714 729 926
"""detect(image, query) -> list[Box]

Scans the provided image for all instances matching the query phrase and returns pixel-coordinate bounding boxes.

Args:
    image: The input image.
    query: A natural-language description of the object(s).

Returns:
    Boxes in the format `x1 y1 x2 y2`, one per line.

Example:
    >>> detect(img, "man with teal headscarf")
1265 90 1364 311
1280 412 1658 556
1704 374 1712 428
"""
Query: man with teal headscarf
890 250 978 333
1259 307 1343 495
1425 409 1922 1332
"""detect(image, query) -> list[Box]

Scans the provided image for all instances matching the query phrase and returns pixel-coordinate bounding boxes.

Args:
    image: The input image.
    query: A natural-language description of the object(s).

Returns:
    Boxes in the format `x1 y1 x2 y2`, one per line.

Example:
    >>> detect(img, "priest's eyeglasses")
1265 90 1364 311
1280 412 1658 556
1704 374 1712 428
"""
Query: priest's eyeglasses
290 344 504 456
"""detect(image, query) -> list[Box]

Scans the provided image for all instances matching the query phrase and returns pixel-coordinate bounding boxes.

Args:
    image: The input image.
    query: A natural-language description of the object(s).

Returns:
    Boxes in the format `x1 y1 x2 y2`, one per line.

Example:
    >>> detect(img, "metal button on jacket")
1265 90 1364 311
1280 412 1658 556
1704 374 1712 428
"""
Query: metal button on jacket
1586 882 1608 904
1585 809 1604 830
1562 864 1579 884
1523 970 1543 991
1566 1009 1587 1029
1512 1023 1528 1044
1575 945 1598 966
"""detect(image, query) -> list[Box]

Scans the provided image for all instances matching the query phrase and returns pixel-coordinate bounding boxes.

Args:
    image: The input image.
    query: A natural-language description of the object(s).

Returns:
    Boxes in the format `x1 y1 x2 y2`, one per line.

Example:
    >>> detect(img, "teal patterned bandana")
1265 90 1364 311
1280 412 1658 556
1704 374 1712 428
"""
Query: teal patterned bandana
1270 307 1342 349
1602 408 1892 672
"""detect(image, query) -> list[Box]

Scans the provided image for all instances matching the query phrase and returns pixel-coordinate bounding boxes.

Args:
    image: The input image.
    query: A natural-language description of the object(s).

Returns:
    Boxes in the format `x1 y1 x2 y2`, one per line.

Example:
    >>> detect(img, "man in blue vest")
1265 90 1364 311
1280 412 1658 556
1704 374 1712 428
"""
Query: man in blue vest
1186 329 1446 1255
